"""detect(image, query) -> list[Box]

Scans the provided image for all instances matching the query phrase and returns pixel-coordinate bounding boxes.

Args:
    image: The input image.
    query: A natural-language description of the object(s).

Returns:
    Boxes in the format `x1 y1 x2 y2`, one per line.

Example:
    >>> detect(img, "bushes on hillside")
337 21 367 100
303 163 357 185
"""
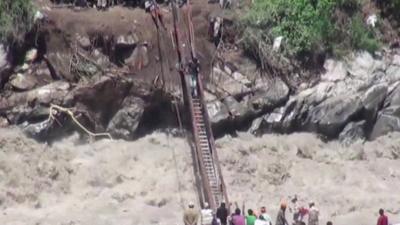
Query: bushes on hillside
0 0 35 43
240 0 380 60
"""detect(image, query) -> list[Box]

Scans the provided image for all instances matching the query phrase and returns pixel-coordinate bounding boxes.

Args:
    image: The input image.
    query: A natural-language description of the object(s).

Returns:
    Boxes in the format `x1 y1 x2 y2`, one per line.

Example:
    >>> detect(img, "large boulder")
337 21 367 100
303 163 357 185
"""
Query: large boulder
339 121 366 145
361 83 388 124
206 100 229 125
249 107 285 135
210 67 250 97
9 73 38 91
0 81 71 112
321 59 347 82
223 96 249 118
249 77 289 113
107 96 145 139
346 51 384 79
66 76 133 130
307 95 363 138
47 52 76 81
370 106 400 140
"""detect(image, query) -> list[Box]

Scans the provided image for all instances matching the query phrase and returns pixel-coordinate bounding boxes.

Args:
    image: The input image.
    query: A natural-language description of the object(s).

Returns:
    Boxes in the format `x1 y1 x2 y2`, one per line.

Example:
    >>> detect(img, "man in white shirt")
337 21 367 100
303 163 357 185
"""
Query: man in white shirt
201 202 214 225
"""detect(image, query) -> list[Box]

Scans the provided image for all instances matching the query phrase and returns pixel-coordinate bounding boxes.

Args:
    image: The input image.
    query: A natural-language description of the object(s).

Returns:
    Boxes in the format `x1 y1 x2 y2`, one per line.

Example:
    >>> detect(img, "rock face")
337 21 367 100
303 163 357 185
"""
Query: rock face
246 51 400 140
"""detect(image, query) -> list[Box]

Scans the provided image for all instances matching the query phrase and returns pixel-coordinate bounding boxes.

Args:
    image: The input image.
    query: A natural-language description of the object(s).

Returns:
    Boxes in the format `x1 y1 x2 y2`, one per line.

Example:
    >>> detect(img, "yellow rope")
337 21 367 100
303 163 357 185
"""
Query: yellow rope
49 104 113 140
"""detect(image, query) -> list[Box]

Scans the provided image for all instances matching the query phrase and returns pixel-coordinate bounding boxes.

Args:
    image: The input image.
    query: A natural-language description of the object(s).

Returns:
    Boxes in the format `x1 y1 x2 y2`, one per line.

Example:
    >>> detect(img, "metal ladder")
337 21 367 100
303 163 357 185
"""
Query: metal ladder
191 97 222 207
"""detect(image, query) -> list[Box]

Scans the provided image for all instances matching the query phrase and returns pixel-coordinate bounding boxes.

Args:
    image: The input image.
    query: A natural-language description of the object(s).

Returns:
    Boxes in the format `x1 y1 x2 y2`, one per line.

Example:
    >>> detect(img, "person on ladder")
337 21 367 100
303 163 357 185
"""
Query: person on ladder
145 0 167 30
188 57 200 97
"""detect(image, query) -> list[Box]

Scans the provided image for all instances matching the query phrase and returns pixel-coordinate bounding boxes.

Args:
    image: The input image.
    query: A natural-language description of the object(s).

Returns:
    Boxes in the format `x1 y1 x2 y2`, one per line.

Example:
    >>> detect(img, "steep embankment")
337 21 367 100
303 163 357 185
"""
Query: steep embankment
1 128 400 225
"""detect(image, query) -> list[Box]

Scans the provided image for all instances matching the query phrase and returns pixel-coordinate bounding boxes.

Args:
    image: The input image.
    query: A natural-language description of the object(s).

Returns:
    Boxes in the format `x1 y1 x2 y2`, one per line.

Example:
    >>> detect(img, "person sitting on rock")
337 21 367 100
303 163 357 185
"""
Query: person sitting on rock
145 0 167 30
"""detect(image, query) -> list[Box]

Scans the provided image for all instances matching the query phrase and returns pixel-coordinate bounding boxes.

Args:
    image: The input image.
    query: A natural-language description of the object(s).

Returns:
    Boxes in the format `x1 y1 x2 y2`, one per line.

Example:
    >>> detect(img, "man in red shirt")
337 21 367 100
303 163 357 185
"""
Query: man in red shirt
377 208 389 225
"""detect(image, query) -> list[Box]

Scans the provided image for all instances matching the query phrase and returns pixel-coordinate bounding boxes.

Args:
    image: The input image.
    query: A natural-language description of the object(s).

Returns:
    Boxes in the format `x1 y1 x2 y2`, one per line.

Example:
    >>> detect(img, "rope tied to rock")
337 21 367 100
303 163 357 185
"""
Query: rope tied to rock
48 104 113 140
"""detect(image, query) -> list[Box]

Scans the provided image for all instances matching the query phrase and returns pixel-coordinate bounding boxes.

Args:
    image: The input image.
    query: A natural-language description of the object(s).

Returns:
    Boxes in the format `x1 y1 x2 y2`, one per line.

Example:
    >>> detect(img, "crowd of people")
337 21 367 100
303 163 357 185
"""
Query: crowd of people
183 198 391 225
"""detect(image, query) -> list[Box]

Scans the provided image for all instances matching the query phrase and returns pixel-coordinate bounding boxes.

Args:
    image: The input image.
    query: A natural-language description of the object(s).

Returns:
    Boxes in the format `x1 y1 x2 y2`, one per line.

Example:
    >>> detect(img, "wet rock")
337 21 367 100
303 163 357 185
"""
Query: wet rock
67 76 133 130
22 119 54 140
206 100 229 124
223 96 249 118
339 121 366 145
249 78 289 113
362 84 388 124
9 73 37 91
250 107 285 135
249 117 263 135
307 95 363 138
370 106 400 140
107 96 145 139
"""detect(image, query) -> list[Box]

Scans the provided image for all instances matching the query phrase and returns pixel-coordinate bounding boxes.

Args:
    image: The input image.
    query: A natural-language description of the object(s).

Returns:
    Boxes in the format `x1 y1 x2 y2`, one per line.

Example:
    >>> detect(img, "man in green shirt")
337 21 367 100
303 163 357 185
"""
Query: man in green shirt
246 209 257 225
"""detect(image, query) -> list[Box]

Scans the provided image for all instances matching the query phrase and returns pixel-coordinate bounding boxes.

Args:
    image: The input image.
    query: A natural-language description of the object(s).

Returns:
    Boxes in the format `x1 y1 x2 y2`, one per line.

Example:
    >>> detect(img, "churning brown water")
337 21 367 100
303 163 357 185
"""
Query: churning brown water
0 128 399 225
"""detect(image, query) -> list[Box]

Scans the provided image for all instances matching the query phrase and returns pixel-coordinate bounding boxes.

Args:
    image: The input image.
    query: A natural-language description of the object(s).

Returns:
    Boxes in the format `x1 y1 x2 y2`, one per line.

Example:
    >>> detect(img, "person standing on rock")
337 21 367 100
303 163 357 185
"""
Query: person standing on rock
377 208 389 225
276 201 289 225
308 201 319 225
184 202 200 225
145 0 167 30
217 202 229 225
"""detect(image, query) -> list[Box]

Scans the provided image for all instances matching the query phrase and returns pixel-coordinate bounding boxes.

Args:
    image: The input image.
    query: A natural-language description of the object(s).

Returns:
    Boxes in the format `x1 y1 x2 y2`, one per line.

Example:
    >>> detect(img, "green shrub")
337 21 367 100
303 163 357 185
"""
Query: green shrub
0 0 35 43
240 0 380 59
350 15 380 53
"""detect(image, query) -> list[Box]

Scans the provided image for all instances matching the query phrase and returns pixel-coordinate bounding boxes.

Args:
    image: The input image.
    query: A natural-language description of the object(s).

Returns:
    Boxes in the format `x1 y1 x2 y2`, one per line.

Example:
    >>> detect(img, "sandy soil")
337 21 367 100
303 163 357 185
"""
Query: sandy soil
0 128 399 225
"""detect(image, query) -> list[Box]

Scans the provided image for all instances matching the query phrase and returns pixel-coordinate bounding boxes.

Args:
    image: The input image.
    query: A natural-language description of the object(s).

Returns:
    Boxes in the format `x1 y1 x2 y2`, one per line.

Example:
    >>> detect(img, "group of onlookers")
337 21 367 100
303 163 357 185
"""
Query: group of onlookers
183 199 392 225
